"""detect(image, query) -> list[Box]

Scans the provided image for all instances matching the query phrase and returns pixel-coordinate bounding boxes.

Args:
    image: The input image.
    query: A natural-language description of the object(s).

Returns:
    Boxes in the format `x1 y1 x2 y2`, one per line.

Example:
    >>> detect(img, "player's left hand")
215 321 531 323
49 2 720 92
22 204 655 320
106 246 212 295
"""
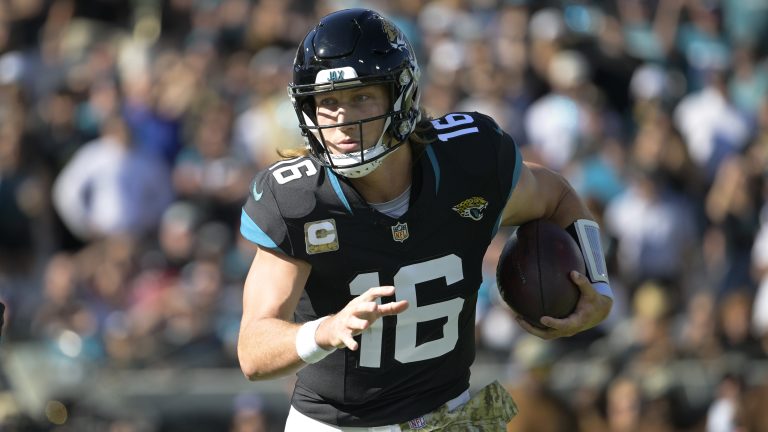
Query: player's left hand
515 271 612 340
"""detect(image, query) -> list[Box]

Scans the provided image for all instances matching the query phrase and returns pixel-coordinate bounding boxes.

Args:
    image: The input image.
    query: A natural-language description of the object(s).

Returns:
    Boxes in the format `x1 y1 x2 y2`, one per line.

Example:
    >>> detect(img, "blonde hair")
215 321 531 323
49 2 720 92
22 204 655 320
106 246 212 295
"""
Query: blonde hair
277 108 435 160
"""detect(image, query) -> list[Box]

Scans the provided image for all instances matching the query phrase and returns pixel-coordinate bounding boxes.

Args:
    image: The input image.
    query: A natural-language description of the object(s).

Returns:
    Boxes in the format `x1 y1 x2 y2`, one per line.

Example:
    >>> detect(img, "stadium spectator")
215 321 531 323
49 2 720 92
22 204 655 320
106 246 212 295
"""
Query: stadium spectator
52 114 174 241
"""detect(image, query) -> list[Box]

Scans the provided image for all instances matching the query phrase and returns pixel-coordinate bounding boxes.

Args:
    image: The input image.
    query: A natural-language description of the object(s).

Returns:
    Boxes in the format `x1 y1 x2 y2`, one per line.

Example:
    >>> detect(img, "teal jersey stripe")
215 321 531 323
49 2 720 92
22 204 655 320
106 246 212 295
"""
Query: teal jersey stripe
326 168 353 214
492 144 523 236
240 209 280 251
426 145 440 194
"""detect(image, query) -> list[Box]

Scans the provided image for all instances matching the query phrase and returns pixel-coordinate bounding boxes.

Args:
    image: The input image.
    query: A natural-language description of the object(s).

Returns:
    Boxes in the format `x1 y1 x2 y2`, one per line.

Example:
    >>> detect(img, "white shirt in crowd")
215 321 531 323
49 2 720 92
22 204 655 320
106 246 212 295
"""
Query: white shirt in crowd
53 136 174 240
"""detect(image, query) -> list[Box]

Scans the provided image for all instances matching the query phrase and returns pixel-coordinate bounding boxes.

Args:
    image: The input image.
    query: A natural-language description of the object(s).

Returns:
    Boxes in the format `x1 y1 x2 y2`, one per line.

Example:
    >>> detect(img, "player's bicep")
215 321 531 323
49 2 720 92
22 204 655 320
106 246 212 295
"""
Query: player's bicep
500 162 567 226
241 247 311 324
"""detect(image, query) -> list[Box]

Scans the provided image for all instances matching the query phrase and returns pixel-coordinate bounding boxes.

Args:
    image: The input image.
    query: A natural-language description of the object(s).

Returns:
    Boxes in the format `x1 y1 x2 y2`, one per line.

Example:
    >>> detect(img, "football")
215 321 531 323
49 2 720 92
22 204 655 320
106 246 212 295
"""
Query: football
496 220 585 329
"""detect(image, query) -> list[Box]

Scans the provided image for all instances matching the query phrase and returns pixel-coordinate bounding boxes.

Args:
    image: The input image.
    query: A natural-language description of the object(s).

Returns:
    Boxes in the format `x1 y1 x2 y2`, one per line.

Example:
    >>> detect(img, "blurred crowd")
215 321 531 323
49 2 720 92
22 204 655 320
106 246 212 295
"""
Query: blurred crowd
0 0 767 430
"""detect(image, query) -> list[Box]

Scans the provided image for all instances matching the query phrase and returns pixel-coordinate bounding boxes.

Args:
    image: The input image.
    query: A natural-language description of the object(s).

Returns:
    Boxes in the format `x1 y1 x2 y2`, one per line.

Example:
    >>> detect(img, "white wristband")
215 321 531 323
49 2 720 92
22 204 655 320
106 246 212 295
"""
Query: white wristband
295 316 336 364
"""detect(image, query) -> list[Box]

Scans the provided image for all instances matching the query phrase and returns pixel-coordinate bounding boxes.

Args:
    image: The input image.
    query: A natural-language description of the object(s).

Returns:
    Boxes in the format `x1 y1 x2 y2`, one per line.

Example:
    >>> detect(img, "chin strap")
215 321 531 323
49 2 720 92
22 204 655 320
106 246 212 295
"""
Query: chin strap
566 219 613 299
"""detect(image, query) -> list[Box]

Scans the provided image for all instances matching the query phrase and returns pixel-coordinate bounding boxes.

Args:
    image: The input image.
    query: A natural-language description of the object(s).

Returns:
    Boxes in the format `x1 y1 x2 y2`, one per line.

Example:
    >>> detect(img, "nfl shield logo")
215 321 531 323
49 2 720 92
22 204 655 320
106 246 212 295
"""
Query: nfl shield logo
408 416 427 429
391 222 409 243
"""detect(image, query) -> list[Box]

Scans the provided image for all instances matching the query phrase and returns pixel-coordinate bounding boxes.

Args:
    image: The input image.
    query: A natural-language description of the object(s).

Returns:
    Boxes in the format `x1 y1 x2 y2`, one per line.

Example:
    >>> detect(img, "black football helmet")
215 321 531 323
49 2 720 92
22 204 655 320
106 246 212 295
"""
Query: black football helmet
288 9 421 178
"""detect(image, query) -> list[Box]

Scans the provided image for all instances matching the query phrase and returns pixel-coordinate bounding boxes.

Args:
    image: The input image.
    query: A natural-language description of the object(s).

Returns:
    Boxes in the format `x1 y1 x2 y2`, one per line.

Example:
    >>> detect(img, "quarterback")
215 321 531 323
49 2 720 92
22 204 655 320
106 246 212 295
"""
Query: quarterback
238 8 613 431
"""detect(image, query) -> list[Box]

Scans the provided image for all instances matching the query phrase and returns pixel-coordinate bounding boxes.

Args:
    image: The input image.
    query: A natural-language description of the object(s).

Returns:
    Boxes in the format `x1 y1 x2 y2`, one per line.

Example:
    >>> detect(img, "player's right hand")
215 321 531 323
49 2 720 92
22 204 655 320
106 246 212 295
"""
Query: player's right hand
316 286 408 351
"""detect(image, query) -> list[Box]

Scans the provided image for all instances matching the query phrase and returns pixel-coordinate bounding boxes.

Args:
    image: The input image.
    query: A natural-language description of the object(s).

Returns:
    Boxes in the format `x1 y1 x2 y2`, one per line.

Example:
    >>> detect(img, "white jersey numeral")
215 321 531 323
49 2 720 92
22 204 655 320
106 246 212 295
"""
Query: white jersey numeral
272 159 317 184
431 114 479 142
349 254 465 368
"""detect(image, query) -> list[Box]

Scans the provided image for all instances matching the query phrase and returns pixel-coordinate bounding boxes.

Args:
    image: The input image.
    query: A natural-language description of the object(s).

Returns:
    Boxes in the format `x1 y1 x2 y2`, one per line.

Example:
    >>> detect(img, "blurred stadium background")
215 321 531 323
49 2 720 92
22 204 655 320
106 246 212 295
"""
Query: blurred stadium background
0 0 767 430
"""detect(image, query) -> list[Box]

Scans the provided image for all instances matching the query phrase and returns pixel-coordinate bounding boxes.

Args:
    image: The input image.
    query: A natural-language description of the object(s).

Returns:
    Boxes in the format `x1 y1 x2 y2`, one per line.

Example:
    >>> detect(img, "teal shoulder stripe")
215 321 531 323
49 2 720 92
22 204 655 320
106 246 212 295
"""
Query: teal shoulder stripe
326 168 353 214
510 144 523 191
426 145 440 194
492 144 523 236
240 209 280 251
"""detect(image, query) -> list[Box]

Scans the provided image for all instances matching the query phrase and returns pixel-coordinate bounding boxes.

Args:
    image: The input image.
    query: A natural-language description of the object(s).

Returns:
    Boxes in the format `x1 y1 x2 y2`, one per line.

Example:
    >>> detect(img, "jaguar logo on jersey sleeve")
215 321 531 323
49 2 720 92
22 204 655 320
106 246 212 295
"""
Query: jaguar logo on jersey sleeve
305 219 339 254
452 197 489 221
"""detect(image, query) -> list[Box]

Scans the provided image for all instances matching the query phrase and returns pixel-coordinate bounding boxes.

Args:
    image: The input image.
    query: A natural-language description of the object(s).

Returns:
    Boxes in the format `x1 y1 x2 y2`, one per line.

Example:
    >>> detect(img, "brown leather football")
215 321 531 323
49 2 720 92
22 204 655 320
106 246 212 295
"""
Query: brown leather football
496 220 585 329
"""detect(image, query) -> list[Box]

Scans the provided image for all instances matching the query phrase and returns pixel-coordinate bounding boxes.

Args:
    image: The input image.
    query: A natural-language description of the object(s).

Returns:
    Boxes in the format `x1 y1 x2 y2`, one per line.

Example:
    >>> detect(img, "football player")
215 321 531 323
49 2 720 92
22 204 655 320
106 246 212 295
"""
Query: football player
238 8 613 431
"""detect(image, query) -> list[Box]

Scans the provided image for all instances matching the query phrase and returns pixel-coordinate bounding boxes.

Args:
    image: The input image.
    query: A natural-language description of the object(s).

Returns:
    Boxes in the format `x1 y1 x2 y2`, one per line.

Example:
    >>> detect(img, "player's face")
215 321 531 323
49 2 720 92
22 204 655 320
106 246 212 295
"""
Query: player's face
314 85 389 155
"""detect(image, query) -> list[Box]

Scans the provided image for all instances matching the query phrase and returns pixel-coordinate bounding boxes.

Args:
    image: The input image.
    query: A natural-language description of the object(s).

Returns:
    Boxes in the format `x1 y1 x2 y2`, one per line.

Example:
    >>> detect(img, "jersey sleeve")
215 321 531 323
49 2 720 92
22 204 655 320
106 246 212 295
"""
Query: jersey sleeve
493 119 523 205
240 170 293 255
466 112 523 234
465 112 524 202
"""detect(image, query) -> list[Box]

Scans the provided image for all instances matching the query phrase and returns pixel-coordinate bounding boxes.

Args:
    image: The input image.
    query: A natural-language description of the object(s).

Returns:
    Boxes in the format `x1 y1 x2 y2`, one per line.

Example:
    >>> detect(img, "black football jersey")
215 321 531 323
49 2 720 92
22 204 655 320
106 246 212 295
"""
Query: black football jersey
240 112 522 426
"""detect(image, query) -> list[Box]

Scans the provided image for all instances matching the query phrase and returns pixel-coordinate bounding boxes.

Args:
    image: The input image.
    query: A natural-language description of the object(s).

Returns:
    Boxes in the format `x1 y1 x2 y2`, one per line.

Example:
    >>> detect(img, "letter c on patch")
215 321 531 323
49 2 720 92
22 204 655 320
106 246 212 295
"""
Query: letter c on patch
308 221 336 245
305 219 339 254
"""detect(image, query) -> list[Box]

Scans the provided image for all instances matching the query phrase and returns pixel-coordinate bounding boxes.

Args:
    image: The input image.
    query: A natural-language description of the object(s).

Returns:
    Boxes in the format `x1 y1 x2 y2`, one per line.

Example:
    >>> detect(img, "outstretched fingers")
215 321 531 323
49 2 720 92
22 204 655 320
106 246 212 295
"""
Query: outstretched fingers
357 286 408 317
341 334 359 351
361 286 397 301
334 286 408 351
377 299 409 315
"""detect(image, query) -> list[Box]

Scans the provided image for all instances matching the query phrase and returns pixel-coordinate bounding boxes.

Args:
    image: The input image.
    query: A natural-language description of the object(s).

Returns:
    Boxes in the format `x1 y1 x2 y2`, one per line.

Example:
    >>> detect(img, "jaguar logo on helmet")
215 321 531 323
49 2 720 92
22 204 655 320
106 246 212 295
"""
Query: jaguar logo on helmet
380 16 406 50
452 197 489 221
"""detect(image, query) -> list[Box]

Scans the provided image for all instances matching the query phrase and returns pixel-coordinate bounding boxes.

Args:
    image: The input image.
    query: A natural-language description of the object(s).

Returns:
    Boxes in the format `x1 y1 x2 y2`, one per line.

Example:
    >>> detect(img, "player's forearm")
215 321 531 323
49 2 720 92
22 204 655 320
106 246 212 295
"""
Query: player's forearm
502 164 594 227
237 317 305 380
544 171 614 303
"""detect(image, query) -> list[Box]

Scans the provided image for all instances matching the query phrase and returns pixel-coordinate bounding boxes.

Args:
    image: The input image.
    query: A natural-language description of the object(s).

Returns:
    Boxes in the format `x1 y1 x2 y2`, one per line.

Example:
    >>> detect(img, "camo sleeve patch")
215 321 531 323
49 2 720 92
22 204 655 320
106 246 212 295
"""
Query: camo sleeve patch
399 381 518 431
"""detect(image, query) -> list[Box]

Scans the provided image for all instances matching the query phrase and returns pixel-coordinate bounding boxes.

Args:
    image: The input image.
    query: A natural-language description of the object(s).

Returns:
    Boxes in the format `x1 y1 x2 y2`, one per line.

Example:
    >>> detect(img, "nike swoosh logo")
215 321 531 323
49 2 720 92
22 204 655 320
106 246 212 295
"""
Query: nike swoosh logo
253 186 264 201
